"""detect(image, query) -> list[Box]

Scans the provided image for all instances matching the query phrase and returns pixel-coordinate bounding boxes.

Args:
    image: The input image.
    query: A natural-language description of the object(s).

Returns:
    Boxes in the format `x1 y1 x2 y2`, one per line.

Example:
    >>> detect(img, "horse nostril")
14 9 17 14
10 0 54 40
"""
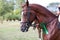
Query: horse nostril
21 27 28 32
21 28 25 32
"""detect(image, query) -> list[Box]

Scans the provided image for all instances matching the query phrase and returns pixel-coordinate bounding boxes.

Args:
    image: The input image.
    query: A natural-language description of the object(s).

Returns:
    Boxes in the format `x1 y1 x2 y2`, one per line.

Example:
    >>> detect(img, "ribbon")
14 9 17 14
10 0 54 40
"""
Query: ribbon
40 22 48 34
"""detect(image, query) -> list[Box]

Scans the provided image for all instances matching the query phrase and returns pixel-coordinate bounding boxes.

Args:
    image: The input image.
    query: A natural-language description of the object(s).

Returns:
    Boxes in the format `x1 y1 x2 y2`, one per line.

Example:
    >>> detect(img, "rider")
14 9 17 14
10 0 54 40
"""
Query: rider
57 4 60 29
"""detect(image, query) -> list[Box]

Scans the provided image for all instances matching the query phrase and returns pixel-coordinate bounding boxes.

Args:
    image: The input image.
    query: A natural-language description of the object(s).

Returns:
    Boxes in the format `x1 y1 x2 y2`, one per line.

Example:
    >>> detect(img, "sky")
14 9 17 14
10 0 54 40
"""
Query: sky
29 0 60 7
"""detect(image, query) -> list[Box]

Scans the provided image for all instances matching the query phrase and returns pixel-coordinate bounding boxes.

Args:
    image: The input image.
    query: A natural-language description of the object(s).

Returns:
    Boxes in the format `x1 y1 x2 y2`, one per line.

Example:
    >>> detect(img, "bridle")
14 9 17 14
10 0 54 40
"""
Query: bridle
26 6 32 26
21 0 37 29
21 6 36 28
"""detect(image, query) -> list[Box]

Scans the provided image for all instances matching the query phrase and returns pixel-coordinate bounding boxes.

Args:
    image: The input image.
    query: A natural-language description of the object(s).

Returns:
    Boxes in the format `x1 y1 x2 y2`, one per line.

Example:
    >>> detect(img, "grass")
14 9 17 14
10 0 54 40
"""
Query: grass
0 21 38 40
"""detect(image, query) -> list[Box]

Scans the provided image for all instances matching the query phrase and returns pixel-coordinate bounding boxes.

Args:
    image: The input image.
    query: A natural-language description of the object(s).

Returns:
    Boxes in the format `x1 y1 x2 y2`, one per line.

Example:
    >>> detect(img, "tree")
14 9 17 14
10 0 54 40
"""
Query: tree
0 0 25 22
0 0 14 16
0 0 14 23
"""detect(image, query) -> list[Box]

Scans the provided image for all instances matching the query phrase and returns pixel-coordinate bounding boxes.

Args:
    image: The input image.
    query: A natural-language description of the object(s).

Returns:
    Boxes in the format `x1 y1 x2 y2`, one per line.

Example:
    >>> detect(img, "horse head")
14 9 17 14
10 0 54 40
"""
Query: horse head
20 0 36 32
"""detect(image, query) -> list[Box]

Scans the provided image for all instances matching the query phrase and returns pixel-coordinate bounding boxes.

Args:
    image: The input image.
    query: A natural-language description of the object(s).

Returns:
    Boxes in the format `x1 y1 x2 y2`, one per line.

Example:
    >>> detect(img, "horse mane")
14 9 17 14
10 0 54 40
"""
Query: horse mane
29 4 57 18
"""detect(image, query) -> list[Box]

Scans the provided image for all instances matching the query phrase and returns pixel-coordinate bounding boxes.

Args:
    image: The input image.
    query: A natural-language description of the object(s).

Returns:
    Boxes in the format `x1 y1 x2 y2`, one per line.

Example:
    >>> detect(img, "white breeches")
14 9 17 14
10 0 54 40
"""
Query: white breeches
58 15 60 22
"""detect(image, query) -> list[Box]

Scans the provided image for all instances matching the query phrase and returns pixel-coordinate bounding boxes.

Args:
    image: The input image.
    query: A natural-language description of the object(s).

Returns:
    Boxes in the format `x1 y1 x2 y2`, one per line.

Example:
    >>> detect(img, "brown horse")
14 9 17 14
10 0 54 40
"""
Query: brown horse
20 0 60 40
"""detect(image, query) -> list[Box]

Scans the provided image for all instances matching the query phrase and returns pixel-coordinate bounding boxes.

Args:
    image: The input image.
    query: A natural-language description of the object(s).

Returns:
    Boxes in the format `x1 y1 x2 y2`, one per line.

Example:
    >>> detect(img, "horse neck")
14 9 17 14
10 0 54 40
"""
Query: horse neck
30 4 57 23
36 12 57 23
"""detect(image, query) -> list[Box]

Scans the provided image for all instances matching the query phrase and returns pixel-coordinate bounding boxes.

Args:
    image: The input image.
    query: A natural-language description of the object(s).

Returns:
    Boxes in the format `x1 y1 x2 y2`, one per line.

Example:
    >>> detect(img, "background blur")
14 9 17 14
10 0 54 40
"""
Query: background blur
0 0 60 40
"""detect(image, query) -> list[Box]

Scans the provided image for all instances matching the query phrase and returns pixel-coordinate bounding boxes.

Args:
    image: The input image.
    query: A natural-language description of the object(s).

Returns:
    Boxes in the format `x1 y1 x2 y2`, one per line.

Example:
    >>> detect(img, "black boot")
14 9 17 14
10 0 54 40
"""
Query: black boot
58 22 60 29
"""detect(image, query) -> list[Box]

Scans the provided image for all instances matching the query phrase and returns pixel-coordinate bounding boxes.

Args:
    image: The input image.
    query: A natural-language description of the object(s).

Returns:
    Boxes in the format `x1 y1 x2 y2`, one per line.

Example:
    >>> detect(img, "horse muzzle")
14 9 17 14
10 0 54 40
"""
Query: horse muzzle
21 25 29 32
21 28 28 32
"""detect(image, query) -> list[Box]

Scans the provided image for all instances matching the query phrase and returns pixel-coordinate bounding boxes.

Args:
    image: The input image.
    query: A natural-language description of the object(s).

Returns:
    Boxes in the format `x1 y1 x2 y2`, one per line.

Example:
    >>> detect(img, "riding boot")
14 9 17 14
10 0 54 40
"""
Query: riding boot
58 22 60 29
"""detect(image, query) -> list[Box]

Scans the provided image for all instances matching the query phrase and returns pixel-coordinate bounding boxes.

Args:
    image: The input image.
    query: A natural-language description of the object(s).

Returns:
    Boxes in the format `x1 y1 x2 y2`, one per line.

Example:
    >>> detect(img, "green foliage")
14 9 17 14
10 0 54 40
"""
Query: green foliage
0 0 14 16
4 9 21 21
0 0 23 21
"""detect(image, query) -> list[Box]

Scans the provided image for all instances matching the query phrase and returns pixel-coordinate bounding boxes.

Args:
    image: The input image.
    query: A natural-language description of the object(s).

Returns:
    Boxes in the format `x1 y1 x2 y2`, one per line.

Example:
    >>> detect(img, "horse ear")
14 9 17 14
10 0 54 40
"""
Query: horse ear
20 0 29 8
26 0 29 7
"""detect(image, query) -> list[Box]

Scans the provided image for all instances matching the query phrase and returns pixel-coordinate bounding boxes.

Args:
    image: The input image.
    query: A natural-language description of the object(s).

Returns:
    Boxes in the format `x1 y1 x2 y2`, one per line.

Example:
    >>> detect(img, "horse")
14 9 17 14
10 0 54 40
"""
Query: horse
20 0 60 40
